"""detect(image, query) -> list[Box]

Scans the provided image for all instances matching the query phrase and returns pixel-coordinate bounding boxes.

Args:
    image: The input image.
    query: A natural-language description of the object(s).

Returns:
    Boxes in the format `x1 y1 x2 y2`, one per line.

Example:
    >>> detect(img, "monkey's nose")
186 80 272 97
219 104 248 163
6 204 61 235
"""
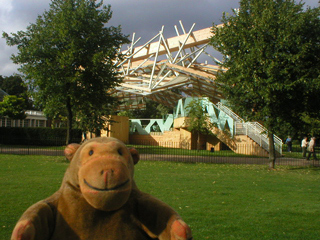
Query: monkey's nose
101 169 114 184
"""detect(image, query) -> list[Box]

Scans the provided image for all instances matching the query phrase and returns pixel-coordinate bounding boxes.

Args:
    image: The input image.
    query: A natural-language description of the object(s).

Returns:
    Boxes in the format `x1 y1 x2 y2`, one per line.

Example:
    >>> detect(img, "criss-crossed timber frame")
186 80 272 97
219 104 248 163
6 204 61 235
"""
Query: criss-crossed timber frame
112 22 225 110
111 22 283 154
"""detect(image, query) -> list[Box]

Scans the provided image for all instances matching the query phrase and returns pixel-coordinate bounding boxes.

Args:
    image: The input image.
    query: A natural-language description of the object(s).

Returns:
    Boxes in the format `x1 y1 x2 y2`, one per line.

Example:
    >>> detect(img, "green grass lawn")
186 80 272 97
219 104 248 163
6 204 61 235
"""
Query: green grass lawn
0 154 319 239
3 142 316 159
129 144 261 158
1 143 259 158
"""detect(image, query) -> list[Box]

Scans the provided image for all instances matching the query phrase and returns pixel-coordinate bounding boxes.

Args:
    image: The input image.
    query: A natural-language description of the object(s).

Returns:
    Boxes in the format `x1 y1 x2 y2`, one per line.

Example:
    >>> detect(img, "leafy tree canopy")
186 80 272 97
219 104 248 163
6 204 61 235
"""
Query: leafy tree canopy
185 98 216 150
118 99 171 119
0 74 35 110
210 0 320 137
185 99 215 135
3 0 129 143
0 95 27 119
0 76 3 88
0 75 27 97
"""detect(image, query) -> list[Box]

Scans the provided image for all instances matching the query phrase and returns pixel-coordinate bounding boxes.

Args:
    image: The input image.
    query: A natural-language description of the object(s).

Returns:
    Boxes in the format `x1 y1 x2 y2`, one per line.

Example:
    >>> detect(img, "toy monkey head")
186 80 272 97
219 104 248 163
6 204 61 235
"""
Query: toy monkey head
64 137 139 211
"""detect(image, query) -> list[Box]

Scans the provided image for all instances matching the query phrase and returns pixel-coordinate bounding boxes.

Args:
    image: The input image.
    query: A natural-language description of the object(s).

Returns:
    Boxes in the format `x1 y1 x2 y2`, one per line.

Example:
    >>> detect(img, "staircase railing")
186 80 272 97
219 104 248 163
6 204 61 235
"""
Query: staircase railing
216 102 283 154
216 102 244 123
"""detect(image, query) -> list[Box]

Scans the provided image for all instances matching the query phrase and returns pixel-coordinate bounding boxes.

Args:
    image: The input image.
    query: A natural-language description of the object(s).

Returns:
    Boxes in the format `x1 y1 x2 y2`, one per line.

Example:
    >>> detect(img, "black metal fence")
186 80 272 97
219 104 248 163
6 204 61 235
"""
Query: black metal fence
0 138 319 168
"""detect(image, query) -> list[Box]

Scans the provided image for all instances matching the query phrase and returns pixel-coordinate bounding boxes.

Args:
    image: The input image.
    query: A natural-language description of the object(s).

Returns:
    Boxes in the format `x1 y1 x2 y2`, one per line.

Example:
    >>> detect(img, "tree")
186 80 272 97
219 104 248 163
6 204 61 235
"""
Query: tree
0 95 27 119
0 75 35 110
185 98 216 151
0 75 27 97
300 114 320 138
74 101 119 136
210 0 320 168
0 75 4 87
3 0 129 144
118 99 171 119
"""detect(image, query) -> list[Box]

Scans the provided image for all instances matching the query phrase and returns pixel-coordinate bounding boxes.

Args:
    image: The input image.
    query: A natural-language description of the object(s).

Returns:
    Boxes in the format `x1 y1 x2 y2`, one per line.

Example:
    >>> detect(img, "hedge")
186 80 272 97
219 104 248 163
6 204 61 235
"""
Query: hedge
0 127 82 146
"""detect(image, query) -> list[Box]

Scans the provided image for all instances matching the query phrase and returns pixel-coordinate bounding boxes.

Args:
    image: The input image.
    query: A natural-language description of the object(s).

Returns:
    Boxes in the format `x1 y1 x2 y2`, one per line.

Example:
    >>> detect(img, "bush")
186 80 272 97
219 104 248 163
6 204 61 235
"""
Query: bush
0 127 82 146
292 140 300 145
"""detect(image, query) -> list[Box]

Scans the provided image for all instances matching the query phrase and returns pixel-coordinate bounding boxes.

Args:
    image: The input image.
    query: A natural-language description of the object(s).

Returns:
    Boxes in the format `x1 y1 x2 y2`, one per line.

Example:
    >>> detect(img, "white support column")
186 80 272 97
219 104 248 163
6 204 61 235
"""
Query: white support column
117 32 161 67
160 33 173 63
126 32 136 75
149 26 164 88
187 45 207 68
179 20 196 58
129 54 154 74
172 23 196 63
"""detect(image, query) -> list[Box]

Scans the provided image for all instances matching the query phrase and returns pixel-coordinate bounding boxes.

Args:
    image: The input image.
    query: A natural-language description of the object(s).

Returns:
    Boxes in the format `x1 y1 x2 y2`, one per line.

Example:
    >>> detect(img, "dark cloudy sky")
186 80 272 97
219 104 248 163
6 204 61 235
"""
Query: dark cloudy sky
0 0 319 77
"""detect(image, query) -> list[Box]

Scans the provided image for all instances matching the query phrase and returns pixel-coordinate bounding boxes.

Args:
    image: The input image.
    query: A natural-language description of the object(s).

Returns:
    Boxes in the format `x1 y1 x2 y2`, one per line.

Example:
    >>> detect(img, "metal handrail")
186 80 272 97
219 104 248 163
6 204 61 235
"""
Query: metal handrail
216 102 283 154
216 102 244 123
245 122 282 154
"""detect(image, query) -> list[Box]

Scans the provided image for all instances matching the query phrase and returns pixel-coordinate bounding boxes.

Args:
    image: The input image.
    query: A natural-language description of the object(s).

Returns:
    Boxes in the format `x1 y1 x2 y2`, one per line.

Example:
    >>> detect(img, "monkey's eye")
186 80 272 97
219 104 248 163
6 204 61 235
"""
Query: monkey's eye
118 149 123 156
89 150 94 156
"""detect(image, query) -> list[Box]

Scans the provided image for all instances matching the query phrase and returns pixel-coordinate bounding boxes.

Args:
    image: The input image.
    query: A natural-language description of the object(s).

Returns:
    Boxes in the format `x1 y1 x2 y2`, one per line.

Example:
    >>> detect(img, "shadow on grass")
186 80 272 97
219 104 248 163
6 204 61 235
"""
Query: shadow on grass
287 166 320 171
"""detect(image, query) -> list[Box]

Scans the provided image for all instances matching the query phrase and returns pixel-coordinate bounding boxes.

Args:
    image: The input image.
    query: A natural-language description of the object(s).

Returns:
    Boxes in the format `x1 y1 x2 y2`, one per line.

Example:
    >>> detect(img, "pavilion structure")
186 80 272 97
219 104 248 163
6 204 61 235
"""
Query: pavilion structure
105 22 282 156
111 21 224 110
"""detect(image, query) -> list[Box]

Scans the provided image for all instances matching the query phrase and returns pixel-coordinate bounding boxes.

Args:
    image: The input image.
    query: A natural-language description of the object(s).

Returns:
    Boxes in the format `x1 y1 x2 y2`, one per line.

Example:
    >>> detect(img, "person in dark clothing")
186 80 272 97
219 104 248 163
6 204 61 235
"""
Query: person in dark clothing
285 136 292 152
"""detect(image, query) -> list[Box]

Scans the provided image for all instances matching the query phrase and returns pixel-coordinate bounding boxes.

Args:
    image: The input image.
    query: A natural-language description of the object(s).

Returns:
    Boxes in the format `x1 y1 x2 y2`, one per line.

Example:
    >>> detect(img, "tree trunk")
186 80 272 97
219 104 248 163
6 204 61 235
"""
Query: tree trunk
66 96 73 145
95 129 101 137
268 132 276 169
197 132 200 151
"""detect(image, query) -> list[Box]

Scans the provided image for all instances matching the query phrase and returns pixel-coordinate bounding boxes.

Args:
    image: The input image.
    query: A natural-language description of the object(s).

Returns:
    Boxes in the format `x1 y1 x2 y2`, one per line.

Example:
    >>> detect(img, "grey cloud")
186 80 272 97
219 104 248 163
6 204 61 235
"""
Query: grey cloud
0 0 318 76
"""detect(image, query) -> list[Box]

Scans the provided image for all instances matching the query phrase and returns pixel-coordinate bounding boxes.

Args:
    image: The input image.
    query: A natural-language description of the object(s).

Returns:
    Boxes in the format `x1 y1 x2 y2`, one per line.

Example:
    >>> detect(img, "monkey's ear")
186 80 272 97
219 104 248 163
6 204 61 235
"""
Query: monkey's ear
64 143 80 161
129 148 139 165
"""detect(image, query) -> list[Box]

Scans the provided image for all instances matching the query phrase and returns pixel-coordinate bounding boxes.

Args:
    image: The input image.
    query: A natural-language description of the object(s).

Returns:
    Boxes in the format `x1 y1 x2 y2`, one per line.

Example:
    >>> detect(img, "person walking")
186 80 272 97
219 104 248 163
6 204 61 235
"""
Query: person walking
285 136 292 152
306 137 317 160
301 136 308 158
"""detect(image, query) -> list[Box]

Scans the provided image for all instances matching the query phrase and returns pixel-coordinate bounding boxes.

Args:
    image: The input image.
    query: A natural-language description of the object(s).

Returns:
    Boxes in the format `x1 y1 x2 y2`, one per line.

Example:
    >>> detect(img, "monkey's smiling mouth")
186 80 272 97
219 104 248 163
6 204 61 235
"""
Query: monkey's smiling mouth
84 179 129 191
